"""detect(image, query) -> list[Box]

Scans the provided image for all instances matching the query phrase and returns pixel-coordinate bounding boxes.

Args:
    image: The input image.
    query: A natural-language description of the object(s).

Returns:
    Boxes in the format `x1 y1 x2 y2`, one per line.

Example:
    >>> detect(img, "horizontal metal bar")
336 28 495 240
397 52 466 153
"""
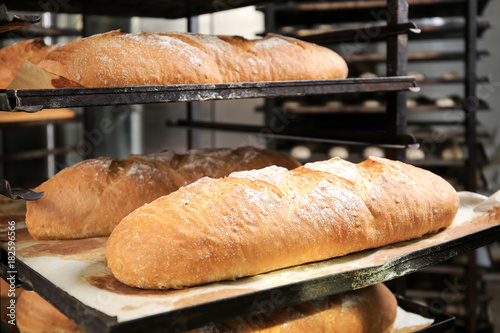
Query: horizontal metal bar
0 77 417 112
171 120 417 148
0 4 40 34
292 22 420 44
0 145 79 162
348 50 489 63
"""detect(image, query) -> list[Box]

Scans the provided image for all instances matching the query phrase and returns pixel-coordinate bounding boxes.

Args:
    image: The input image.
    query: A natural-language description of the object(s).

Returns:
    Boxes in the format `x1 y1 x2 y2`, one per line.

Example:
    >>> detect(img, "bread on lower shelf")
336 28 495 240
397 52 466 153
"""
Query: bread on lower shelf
12 284 398 333
25 147 300 240
16 291 84 333
191 283 398 333
37 29 348 87
107 156 459 290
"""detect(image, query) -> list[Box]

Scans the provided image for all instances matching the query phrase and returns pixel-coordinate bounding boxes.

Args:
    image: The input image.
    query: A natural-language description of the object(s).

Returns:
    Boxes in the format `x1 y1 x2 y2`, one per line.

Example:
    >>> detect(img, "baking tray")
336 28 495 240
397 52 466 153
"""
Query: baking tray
1 0 274 20
0 191 498 332
0 4 40 34
396 296 455 333
262 0 491 26
0 77 418 112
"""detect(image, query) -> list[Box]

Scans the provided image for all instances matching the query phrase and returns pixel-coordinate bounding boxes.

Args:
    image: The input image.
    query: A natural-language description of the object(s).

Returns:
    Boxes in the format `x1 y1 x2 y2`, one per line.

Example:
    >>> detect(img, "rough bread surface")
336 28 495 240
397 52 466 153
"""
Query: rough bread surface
37 29 348 87
25 147 300 240
16 291 84 333
0 39 56 88
107 157 459 289
191 283 397 333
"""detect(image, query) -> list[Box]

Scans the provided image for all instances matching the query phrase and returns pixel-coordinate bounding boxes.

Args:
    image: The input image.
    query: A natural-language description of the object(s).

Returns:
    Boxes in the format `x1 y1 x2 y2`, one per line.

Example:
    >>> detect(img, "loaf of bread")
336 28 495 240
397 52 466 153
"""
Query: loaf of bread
37 29 348 87
191 283 397 333
107 156 459 289
25 147 300 240
0 39 56 89
16 291 84 333
13 283 395 333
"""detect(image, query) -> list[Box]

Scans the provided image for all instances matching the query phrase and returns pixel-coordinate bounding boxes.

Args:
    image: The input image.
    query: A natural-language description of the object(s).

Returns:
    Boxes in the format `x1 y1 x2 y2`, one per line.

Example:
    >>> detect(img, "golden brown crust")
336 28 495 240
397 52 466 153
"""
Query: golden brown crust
37 30 348 87
107 156 459 289
191 283 397 333
25 147 300 240
0 39 56 89
16 291 84 333
0 108 75 123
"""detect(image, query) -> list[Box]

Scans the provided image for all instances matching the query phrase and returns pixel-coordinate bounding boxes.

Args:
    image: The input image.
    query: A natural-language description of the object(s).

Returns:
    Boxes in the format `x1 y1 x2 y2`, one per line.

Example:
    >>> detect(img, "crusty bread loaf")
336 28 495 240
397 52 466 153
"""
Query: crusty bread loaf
107 156 459 289
13 284 395 333
37 29 348 87
25 147 300 240
191 283 397 333
0 39 56 89
16 291 84 333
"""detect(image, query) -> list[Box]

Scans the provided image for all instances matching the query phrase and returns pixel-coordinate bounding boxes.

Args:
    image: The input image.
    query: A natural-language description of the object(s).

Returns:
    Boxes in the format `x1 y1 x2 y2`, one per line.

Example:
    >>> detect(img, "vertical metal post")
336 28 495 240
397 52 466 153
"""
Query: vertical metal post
465 0 478 192
264 4 277 151
465 1 479 331
386 0 408 161
386 0 409 297
187 16 201 150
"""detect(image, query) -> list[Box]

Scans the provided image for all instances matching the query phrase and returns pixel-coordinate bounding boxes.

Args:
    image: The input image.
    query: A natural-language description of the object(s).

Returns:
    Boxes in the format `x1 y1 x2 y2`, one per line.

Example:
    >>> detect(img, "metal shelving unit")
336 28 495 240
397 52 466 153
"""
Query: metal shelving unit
0 0 497 332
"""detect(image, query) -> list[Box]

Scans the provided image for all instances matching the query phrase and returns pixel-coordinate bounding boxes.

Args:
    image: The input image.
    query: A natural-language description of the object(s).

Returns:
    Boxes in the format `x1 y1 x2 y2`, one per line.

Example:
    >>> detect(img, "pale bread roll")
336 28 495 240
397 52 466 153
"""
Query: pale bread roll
37 29 348 87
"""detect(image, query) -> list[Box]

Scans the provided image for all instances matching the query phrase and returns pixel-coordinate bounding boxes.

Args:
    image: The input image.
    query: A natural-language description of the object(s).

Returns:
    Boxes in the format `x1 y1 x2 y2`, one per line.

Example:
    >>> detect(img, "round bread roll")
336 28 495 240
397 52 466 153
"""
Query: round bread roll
406 98 417 108
435 97 455 108
326 100 343 108
363 99 381 108
328 146 349 159
441 146 464 160
442 71 460 80
16 291 84 333
290 145 312 160
408 71 425 81
363 146 385 159
359 72 377 78
406 147 425 161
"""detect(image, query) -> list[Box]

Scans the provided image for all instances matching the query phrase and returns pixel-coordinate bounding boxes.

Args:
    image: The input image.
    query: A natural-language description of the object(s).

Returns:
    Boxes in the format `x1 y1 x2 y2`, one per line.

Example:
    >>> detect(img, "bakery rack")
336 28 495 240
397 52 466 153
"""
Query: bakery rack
0 0 498 332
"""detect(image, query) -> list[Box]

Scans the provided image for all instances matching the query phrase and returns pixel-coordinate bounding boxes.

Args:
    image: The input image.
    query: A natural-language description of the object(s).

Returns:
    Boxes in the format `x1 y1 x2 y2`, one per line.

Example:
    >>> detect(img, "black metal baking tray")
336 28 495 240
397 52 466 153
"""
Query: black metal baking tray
1 219 498 333
276 20 489 44
347 50 489 64
0 77 418 112
261 0 491 26
397 296 455 333
1 0 279 20
0 4 40 34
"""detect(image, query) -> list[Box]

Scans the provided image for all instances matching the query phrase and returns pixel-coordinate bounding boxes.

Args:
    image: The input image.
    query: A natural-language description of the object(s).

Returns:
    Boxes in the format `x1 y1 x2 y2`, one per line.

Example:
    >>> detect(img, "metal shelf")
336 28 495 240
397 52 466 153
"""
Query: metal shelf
274 20 490 44
0 4 40 34
261 0 491 26
1 0 274 20
0 77 418 112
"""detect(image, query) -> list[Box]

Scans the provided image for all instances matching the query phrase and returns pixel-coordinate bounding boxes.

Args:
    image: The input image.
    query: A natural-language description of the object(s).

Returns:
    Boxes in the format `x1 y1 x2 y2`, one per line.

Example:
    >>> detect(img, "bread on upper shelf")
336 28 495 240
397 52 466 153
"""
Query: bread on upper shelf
36 29 348 87
0 39 56 89
107 156 459 290
25 147 301 240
